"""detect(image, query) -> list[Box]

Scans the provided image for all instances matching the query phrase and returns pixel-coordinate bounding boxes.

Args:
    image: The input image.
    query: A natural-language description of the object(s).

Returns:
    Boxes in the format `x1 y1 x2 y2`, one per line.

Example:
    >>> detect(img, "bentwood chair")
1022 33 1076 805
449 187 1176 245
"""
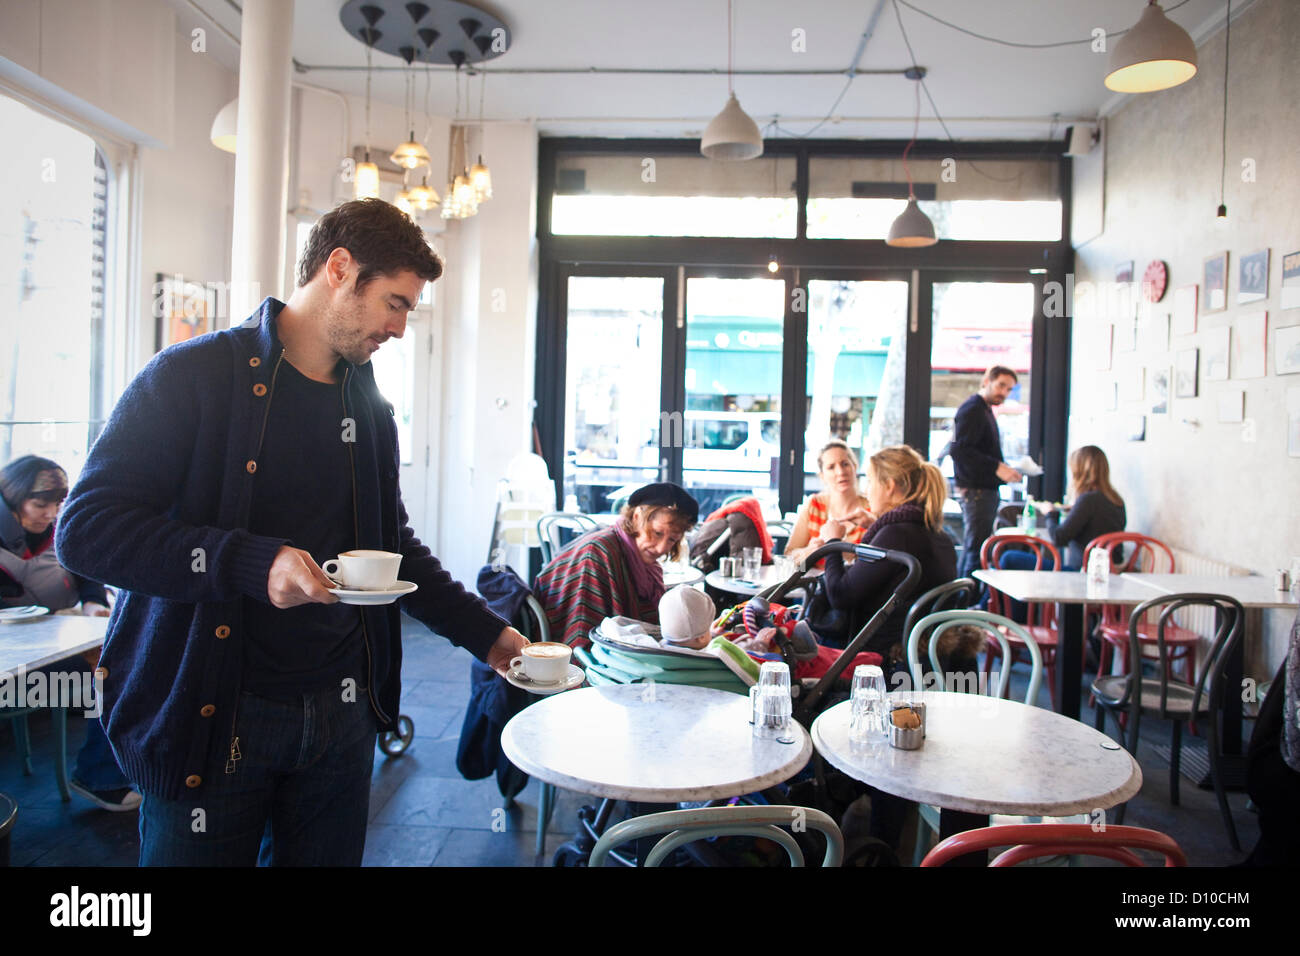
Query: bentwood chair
920 823 1187 867
1083 532 1199 684
901 578 980 655
535 511 598 565
980 534 1063 709
588 805 844 867
1092 592 1245 850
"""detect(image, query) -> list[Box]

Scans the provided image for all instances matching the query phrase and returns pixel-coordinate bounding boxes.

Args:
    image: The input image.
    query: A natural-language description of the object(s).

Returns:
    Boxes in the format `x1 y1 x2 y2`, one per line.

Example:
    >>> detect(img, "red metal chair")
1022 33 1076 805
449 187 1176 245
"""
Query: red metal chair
920 823 1187 867
979 534 1063 709
1082 532 1198 684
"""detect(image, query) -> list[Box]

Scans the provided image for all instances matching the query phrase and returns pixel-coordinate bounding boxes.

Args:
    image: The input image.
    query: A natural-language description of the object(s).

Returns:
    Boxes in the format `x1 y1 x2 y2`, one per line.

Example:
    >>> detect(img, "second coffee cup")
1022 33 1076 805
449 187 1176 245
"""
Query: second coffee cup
322 550 403 590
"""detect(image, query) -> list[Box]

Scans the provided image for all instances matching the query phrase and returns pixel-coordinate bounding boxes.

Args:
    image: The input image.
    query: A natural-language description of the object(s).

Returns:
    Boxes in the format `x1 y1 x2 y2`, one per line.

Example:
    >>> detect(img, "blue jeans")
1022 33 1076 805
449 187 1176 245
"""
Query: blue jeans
957 488 1000 579
74 718 131 791
138 686 377 866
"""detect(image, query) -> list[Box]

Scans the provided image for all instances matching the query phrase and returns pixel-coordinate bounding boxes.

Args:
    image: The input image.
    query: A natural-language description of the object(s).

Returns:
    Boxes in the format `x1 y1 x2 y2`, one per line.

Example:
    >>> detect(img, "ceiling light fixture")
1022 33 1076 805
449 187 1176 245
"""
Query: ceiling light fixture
700 0 763 160
210 97 238 153
355 39 381 199
1215 0 1230 219
886 70 938 248
391 45 432 169
468 68 492 201
1105 1 1198 93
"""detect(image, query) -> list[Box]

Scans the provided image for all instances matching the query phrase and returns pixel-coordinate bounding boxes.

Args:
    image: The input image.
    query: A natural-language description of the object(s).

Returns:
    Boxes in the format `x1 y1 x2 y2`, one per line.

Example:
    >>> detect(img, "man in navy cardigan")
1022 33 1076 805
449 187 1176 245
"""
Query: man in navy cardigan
56 199 526 866
948 365 1023 579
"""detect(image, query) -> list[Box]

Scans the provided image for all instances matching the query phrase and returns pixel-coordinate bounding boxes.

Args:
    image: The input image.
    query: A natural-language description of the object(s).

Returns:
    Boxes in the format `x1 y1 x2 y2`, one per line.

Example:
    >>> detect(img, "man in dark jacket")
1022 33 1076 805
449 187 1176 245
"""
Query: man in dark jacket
948 365 1022 578
56 199 526 866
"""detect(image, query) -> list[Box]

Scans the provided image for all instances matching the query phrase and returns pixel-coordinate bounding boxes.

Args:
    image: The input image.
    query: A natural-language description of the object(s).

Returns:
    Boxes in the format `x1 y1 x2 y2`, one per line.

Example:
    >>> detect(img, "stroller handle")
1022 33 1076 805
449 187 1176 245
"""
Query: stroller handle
792 544 922 720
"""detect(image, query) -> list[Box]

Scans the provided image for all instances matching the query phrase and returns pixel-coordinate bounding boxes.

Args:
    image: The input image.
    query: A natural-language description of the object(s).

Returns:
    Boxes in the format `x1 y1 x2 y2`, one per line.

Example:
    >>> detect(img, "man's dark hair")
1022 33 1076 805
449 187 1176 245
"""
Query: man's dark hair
297 198 443 291
984 364 1019 384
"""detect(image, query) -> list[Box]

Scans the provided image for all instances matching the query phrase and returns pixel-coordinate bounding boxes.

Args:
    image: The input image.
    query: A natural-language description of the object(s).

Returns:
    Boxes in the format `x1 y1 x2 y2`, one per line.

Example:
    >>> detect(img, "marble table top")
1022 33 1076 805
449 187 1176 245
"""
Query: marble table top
0 613 107 679
1124 573 1298 609
811 693 1142 816
501 683 811 802
705 565 819 598
974 569 1162 605
661 562 704 588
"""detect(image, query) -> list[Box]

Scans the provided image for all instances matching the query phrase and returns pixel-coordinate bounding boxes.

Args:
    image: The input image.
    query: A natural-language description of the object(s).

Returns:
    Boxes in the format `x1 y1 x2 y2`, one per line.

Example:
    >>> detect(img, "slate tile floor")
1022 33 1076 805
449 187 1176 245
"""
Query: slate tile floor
0 615 1260 866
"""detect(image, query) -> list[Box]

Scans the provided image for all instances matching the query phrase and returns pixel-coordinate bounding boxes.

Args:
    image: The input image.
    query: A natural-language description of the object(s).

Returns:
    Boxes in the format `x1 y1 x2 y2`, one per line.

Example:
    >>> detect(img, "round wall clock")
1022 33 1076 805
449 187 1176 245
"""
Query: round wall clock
1142 259 1168 303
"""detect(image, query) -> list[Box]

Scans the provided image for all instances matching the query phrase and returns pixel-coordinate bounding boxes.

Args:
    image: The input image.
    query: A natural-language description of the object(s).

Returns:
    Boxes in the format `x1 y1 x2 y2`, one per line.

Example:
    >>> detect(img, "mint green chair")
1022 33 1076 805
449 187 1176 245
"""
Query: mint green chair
589 805 844 867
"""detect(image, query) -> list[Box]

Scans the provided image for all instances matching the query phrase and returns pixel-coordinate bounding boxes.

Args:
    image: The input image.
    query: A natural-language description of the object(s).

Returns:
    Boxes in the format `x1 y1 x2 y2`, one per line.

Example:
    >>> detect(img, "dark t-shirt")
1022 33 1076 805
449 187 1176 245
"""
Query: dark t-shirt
243 359 365 697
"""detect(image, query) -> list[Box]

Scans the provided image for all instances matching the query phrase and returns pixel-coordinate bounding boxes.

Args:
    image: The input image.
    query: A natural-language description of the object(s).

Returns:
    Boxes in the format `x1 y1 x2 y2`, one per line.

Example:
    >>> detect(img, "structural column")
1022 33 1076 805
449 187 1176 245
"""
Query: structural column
229 0 294 320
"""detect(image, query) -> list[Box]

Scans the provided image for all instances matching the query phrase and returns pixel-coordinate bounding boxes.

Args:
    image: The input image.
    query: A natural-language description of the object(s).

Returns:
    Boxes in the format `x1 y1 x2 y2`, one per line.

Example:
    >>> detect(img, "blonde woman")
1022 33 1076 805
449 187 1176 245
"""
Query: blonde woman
784 439 874 565
816 445 956 657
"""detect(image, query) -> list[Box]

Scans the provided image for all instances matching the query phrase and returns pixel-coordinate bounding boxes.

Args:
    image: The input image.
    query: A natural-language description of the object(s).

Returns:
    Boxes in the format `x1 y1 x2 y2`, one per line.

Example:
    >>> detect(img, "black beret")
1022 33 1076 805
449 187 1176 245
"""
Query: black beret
627 482 699 524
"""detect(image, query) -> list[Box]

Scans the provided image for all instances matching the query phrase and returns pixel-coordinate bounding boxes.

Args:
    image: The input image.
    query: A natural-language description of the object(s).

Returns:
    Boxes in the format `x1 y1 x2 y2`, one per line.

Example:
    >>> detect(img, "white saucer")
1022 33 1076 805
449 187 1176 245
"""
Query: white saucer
0 605 51 624
327 580 418 605
505 663 585 695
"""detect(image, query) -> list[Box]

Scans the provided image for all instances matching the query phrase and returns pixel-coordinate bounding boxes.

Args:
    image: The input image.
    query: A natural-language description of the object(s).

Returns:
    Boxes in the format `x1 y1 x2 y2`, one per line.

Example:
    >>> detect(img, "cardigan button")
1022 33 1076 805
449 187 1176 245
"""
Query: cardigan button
215 625 231 639
185 775 202 789
252 383 267 397
249 356 261 367
245 460 257 474
94 666 108 680
200 704 216 717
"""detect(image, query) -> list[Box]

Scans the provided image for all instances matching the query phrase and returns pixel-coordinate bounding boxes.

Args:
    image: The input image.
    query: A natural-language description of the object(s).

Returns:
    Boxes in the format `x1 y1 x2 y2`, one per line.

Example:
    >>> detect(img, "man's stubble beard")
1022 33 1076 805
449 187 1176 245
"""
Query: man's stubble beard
324 295 371 366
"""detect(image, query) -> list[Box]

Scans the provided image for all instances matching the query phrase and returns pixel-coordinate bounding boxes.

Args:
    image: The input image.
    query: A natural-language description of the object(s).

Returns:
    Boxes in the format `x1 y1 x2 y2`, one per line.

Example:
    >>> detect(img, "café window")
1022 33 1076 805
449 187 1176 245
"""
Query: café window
551 152 797 238
807 156 1061 241
0 94 113 482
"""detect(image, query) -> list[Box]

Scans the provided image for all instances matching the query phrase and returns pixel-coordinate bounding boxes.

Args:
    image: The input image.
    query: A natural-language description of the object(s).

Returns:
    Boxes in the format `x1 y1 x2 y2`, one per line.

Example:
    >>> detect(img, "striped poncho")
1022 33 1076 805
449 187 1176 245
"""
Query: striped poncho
534 525 659 647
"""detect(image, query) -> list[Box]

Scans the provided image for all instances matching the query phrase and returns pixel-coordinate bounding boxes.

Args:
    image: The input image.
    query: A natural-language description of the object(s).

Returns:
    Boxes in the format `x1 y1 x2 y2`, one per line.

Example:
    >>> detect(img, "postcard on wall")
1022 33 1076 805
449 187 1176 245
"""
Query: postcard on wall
1203 252 1228 313
1276 324 1300 375
1175 348 1199 398
1126 415 1146 442
1237 249 1270 304
1141 312 1170 352
1150 366 1170 415
1288 387 1300 458
1115 261 1134 284
153 273 215 352
1216 389 1244 423
1204 326 1231 380
1282 251 1300 311
1172 284 1198 336
1231 311 1267 379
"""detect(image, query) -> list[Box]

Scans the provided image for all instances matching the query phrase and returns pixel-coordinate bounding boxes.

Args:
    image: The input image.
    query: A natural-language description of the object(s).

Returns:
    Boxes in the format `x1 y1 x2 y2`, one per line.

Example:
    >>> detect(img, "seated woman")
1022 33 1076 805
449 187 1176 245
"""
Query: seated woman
1045 444 1126 570
1 455 138 811
815 445 957 668
534 482 699 647
784 439 874 566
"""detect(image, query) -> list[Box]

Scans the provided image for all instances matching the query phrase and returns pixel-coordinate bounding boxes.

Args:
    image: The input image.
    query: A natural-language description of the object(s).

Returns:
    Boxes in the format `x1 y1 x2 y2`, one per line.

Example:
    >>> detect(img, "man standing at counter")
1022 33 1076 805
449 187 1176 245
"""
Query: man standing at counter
949 365 1022 579
57 199 527 866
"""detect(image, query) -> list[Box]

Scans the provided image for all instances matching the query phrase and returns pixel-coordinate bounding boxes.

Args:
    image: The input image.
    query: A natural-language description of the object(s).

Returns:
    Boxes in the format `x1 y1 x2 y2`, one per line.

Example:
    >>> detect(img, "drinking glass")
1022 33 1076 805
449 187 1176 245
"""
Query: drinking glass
849 664 887 745
753 662 795 742
742 547 762 583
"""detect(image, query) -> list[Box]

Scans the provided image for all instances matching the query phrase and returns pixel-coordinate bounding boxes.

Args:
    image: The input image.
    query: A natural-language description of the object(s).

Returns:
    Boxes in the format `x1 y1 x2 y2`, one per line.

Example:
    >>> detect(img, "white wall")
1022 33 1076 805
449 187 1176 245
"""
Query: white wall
1069 0 1300 675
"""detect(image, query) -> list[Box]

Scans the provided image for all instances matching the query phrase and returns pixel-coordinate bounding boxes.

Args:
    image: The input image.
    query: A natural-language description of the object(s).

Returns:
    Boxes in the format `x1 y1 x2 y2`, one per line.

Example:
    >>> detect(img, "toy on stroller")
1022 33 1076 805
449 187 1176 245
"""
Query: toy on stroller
551 541 920 866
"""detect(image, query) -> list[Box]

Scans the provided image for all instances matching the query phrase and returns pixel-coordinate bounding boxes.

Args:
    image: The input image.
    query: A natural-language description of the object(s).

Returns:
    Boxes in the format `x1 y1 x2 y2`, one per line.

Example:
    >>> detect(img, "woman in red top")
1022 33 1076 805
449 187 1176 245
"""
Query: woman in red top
784 439 873 565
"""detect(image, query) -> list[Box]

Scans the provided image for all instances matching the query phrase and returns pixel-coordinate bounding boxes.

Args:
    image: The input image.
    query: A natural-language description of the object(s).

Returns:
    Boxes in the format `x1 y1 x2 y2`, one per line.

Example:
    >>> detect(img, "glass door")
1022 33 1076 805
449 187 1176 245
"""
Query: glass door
679 274 786 517
562 275 666 513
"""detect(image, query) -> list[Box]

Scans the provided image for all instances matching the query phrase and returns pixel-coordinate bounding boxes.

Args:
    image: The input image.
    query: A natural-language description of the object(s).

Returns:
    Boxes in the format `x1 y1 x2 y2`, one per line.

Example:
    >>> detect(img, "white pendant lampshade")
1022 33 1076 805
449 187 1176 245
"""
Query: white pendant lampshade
390 132 431 170
407 177 441 212
886 198 938 248
354 157 380 200
469 157 493 201
700 93 764 161
210 98 238 153
1105 1 1198 93
393 191 415 217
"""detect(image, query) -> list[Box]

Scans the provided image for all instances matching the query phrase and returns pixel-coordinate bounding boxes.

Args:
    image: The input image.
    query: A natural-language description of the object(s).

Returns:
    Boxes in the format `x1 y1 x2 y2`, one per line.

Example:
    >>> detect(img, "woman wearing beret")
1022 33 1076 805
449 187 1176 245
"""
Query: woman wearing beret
534 482 699 647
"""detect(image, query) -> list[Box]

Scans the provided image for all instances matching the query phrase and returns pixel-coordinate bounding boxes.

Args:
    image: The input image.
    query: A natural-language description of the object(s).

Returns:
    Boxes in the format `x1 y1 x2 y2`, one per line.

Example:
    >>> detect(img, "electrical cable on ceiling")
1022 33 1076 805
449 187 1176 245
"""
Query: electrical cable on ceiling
893 0 1194 49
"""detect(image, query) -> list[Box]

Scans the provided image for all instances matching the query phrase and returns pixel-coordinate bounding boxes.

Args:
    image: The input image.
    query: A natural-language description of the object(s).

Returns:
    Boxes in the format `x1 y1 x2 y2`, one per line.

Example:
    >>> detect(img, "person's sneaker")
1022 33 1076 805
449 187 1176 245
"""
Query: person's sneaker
69 778 142 812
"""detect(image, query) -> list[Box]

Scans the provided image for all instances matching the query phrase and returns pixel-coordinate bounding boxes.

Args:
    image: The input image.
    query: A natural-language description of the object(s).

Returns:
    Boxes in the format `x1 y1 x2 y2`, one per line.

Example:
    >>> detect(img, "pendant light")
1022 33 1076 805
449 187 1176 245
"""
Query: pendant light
886 78 937 248
210 98 238 153
700 0 763 161
468 69 492 201
406 62 441 213
391 47 431 170
355 42 381 199
1215 0 1230 219
1105 1 1198 93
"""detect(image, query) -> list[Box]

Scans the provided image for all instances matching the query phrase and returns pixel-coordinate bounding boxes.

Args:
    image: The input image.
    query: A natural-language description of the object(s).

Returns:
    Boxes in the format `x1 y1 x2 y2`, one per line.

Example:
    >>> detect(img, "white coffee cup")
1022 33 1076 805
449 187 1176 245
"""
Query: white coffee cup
510 642 572 684
322 550 403 590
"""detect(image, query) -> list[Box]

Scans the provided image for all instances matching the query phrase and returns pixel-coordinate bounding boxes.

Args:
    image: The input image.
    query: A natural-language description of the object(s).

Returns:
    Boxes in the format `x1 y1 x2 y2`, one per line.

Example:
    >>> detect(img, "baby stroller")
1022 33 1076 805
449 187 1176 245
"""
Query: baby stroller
552 541 920 866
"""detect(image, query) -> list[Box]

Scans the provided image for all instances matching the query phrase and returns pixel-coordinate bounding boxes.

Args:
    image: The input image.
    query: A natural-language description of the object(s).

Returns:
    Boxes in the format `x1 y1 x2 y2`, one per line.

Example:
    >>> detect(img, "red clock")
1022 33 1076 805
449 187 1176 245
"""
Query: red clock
1142 260 1168 303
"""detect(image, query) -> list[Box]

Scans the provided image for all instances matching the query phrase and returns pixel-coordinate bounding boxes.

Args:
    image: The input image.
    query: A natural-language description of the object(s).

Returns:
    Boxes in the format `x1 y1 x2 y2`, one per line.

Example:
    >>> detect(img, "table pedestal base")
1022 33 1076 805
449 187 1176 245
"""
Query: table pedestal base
937 809 990 866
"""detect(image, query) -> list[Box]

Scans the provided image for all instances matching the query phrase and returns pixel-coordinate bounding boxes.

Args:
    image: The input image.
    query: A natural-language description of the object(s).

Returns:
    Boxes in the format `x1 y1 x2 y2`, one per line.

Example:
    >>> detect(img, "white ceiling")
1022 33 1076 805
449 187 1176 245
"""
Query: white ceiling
170 0 1238 141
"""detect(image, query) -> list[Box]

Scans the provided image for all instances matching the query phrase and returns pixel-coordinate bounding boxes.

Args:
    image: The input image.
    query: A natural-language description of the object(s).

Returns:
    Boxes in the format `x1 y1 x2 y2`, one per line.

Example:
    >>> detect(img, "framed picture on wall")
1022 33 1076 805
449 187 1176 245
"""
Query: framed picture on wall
1237 249 1269 304
1275 324 1300 375
1216 389 1245 423
1141 312 1170 352
153 273 216 352
1203 252 1228 313
1204 326 1231 380
1282 250 1300 311
1175 348 1199 398
1150 366 1170 415
1231 312 1267 379
1172 284 1198 336
1126 415 1146 442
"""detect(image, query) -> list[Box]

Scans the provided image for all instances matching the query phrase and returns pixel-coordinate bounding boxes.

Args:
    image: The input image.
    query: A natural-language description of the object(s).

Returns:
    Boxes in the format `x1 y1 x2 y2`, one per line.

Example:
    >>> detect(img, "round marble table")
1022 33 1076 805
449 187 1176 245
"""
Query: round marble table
705 565 817 599
501 683 811 802
812 693 1142 817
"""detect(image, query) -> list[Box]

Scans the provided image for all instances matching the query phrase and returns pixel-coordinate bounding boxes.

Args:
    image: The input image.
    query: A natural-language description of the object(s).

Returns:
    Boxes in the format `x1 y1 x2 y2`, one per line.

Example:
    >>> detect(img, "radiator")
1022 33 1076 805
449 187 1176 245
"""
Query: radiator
1166 547 1252 643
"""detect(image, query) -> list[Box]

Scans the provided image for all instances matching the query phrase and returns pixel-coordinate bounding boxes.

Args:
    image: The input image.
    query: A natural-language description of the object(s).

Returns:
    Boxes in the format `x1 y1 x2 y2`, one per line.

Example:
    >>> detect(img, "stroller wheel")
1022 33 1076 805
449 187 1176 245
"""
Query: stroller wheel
552 841 587 867
378 714 415 757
